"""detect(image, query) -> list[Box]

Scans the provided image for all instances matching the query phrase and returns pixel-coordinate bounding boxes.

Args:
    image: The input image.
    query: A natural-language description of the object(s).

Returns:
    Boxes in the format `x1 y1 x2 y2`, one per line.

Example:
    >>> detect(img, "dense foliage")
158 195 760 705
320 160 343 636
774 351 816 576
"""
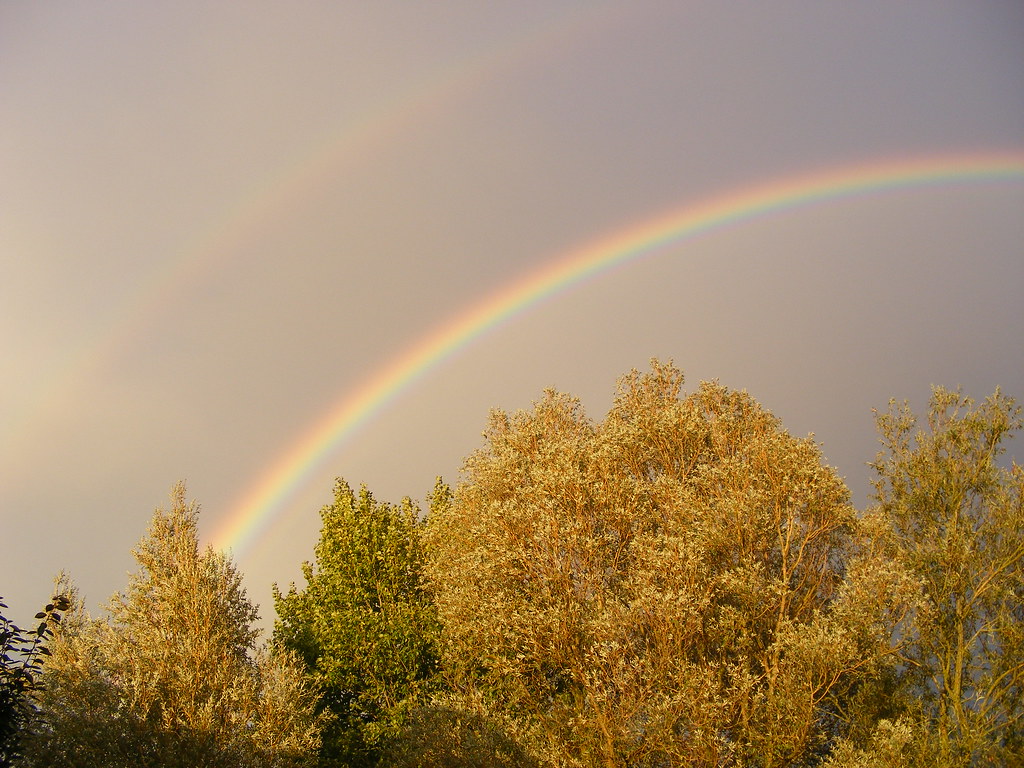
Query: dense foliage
273 480 442 766
425 362 916 766
828 388 1023 767
17 484 323 767
3 362 1020 767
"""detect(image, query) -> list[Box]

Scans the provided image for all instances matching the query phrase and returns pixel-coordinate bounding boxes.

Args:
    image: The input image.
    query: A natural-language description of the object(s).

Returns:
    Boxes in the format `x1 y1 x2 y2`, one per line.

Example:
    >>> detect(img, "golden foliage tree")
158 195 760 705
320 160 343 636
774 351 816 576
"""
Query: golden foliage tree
834 388 1023 767
21 484 324 768
426 361 913 767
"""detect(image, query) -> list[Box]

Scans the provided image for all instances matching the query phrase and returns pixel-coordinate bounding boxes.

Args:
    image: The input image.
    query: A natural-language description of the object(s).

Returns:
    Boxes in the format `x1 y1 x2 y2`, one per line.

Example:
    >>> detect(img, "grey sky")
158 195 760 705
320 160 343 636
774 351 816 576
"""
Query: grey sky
2 2 1022 630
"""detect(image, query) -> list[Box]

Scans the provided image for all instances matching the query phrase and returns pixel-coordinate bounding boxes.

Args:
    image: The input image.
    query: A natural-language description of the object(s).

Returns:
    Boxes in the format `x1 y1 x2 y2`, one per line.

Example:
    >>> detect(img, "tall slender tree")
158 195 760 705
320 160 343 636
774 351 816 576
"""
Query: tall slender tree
20 484 323 767
859 388 1023 766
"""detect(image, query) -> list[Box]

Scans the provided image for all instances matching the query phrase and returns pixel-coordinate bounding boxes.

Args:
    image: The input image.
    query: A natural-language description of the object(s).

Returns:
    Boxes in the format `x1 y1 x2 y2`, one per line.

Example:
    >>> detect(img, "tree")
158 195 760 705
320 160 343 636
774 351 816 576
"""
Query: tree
20 483 324 767
426 361 913 767
381 700 540 768
273 479 442 767
853 387 1024 766
0 594 68 766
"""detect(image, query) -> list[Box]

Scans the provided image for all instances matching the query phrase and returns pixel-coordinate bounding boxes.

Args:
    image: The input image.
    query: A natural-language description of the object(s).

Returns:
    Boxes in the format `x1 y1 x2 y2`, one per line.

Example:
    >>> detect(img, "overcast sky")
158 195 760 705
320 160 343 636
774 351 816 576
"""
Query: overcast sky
2 2 1022 630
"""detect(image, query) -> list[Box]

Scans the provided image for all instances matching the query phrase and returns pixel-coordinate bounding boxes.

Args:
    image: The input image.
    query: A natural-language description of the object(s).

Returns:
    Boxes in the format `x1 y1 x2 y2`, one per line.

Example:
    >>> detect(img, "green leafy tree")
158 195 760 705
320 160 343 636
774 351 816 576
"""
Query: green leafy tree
0 594 68 766
845 388 1023 766
426 361 913 767
20 483 324 767
273 479 442 767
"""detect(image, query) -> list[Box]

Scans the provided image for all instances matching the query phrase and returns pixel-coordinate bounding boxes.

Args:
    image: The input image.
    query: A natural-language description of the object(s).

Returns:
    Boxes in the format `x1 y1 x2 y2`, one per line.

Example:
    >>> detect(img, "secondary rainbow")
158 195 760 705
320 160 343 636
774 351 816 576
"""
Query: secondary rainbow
211 150 1024 556
1 5 619 464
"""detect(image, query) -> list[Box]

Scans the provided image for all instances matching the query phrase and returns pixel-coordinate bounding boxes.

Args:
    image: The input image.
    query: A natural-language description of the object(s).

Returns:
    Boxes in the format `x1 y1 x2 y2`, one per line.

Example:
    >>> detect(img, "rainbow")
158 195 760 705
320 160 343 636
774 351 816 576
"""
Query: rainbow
210 150 1024 556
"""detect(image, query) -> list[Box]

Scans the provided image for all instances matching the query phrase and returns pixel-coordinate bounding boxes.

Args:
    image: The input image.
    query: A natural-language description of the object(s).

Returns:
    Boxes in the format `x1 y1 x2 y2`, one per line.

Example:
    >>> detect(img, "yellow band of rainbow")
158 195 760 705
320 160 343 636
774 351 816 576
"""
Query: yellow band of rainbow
211 150 1024 556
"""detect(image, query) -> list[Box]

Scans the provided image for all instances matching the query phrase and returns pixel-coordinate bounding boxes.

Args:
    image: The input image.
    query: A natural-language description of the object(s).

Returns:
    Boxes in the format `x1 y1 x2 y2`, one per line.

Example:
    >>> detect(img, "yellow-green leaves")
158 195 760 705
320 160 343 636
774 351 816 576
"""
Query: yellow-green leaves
20 484 323 768
273 479 441 767
865 388 1024 766
427 361 885 767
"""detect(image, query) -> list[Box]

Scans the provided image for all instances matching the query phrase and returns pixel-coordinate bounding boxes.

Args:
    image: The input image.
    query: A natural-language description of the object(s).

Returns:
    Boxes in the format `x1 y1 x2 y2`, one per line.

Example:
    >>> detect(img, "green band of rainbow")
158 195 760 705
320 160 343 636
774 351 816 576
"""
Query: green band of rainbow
210 150 1024 556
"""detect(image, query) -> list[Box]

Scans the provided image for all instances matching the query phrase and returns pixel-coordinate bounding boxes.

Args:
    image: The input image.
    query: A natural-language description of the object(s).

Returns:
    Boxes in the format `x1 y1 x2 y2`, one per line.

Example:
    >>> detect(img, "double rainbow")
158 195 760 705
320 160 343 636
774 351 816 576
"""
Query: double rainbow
211 150 1024 556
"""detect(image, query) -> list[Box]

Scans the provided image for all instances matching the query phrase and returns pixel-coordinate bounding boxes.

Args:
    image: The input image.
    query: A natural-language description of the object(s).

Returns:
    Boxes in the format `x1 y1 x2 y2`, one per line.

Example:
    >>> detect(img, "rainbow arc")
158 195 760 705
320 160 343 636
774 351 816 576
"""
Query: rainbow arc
210 150 1024 556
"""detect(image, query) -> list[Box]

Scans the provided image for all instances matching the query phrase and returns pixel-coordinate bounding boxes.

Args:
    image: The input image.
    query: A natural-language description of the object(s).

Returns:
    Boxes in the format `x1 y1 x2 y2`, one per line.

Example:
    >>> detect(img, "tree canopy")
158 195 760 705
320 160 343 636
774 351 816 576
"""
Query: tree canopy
273 480 442 766
425 361 916 767
3 362 1020 768
19 484 323 768
849 387 1023 766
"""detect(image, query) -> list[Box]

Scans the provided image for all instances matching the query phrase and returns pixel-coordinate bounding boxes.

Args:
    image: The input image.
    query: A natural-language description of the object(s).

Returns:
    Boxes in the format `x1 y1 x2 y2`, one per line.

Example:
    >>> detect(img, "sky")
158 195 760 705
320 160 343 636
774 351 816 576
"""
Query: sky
2 2 1022 632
